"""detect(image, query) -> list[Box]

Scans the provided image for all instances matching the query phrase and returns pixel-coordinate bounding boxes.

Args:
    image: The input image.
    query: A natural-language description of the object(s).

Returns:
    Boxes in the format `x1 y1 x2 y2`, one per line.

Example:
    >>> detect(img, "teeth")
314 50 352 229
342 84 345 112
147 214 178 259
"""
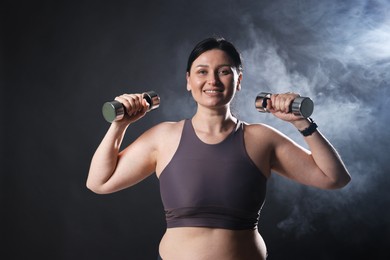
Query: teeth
205 90 221 93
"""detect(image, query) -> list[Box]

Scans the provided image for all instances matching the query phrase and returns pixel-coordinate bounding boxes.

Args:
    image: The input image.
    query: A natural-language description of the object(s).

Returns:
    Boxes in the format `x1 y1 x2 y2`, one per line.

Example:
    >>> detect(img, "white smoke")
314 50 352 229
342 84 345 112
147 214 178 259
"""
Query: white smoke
232 0 390 236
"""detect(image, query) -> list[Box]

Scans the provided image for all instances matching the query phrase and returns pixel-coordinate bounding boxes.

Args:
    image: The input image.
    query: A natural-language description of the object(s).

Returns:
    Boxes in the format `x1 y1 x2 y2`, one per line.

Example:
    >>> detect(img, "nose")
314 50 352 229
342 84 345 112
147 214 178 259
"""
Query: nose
207 72 220 85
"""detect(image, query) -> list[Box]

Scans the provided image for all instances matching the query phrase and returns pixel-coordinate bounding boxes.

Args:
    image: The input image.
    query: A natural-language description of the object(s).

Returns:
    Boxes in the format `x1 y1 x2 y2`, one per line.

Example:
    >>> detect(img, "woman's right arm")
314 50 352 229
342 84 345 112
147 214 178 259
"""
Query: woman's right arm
86 93 157 194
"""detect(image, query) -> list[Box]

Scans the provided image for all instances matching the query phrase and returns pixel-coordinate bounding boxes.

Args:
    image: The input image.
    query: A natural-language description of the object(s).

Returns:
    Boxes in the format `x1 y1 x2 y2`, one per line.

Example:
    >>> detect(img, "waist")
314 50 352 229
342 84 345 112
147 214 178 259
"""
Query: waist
165 206 260 230
159 227 267 260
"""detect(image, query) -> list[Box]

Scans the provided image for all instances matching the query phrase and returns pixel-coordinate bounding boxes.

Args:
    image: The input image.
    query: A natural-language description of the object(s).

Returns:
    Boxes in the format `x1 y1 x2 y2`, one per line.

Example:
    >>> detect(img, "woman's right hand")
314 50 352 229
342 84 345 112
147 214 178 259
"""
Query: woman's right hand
113 93 150 125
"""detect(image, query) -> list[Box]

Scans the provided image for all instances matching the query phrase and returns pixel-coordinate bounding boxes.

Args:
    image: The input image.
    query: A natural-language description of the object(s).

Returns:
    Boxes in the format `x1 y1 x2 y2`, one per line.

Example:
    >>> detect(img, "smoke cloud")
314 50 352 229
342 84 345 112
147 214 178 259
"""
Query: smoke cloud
227 0 390 237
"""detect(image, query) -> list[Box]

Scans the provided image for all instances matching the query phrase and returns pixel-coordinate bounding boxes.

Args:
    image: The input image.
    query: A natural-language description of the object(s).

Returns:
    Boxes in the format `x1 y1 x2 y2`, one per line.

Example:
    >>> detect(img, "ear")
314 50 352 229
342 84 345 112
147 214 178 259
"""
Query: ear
186 72 191 91
236 73 242 91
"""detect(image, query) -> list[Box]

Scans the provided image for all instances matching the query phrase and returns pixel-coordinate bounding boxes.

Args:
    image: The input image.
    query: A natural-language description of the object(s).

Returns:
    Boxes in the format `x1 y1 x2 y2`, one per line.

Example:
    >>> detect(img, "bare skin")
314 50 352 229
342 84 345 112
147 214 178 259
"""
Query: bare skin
87 49 351 259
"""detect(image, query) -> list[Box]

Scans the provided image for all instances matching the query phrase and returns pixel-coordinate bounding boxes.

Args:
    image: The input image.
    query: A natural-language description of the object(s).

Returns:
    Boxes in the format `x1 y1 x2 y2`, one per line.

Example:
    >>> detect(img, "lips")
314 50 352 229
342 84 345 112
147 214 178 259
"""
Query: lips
203 89 224 93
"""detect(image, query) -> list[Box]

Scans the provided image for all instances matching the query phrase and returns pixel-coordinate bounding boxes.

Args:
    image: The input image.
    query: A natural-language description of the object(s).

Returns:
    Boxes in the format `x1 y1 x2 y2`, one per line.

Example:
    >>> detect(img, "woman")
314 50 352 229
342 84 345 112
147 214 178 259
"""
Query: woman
87 37 351 260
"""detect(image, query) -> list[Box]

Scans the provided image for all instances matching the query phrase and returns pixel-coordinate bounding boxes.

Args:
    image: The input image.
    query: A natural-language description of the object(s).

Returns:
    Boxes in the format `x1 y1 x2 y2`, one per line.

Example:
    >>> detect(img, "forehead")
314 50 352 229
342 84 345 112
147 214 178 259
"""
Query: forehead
192 49 234 66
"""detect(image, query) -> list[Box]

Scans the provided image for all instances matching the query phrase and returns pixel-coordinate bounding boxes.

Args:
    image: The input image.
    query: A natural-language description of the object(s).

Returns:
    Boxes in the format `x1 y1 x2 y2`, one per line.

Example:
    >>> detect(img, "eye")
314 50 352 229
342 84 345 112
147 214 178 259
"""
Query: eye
197 69 208 75
218 68 232 75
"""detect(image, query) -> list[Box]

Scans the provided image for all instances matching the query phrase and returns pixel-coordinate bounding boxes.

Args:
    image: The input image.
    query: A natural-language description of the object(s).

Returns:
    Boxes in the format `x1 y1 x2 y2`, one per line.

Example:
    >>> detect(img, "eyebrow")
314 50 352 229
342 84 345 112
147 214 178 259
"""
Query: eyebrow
195 64 233 68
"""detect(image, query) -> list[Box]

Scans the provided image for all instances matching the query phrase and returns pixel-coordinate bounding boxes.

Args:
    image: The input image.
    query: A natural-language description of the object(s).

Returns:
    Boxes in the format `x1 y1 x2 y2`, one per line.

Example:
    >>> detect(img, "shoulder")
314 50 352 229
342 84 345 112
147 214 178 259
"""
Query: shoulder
149 120 185 134
129 120 185 153
242 121 280 137
144 120 185 142
241 121 292 146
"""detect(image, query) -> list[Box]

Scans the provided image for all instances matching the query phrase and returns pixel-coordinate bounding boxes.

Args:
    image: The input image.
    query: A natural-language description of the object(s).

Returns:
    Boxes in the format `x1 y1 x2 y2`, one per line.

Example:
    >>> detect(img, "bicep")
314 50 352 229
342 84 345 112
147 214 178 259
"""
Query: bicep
99 128 158 193
270 132 328 188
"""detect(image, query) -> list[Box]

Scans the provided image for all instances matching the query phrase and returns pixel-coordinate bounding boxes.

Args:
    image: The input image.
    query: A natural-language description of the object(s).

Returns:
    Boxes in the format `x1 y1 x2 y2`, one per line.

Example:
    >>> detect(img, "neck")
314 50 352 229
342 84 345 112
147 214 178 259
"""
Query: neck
192 106 237 134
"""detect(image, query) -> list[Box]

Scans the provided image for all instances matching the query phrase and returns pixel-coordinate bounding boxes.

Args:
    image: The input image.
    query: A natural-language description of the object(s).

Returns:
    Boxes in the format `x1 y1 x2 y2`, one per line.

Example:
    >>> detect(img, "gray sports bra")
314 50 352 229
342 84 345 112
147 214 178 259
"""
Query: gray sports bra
159 119 267 230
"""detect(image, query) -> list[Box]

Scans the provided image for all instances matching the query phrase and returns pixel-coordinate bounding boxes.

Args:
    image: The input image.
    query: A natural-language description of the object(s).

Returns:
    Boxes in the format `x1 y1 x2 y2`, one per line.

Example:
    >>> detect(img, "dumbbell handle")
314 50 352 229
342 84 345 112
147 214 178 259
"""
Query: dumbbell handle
102 90 160 123
255 92 314 118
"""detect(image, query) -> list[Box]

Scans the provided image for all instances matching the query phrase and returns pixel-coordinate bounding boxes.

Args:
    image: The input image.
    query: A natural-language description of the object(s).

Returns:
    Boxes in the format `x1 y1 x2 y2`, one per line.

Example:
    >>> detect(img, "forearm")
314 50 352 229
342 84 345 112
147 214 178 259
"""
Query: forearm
86 123 128 191
293 119 351 188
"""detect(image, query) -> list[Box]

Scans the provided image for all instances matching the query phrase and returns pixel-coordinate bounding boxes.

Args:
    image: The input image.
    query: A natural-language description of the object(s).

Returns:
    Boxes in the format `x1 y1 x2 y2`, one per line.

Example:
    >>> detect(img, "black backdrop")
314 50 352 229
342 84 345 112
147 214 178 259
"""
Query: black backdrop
2 0 390 259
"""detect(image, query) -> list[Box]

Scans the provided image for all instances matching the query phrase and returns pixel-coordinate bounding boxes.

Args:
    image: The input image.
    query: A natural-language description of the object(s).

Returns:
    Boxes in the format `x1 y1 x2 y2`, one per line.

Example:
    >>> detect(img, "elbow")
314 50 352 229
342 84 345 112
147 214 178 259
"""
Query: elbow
87 186 110 195
86 183 100 194
86 178 122 194
327 172 352 190
86 180 109 195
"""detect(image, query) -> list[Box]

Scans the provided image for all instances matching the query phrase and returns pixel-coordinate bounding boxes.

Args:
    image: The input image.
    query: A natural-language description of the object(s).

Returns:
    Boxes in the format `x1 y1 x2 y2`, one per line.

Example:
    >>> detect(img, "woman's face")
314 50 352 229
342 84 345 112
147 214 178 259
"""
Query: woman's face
186 49 242 110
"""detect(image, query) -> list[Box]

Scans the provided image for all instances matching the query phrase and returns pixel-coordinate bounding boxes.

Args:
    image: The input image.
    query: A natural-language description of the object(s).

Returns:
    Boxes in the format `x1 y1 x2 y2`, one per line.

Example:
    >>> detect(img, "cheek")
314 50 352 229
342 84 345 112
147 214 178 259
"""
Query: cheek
225 76 237 87
190 77 205 87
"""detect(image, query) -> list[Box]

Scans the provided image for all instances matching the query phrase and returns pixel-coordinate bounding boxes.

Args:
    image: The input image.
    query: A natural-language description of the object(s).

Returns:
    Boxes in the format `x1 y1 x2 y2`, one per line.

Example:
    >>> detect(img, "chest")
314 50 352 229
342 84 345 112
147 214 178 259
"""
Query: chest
159 145 267 210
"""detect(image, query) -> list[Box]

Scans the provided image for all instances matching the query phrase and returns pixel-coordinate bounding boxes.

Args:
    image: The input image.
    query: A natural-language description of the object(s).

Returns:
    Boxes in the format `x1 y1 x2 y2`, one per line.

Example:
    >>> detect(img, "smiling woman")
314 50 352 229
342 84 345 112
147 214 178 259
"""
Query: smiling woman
186 48 242 111
87 37 350 260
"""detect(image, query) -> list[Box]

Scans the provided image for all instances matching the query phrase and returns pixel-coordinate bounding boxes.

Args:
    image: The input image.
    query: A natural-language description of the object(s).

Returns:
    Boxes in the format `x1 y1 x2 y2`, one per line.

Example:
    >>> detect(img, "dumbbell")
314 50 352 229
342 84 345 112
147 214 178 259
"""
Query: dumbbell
102 90 160 123
255 92 314 118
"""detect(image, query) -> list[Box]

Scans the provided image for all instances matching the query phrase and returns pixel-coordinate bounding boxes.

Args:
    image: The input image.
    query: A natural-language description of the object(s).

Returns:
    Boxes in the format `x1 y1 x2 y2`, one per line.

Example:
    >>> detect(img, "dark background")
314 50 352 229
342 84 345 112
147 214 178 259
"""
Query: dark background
2 0 390 259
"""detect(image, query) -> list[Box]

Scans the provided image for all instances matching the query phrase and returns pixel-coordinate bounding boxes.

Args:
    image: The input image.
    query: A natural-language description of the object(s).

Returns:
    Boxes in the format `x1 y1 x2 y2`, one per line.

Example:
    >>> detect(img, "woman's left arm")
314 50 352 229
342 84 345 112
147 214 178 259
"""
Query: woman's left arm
268 94 351 189
285 119 350 189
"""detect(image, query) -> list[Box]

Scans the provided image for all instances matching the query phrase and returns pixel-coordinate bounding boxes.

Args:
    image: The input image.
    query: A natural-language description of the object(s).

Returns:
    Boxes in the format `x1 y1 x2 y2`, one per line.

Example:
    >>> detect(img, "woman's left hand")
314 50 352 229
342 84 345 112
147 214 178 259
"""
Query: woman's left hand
265 92 304 122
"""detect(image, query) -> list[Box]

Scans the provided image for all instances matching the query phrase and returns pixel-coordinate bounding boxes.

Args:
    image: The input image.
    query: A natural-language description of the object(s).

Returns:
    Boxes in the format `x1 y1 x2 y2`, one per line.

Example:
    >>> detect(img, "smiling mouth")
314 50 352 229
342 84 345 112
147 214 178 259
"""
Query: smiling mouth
204 89 223 93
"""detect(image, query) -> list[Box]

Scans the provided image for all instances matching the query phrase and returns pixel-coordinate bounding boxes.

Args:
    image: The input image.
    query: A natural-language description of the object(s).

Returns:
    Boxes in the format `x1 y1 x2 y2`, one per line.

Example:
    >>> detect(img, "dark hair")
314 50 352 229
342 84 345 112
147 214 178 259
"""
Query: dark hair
186 37 243 74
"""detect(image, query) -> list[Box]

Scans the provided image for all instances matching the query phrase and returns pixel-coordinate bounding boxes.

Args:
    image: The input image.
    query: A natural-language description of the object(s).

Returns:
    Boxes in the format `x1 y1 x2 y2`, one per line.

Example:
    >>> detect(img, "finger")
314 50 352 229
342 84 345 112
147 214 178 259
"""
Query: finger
129 94 148 115
141 98 150 112
115 94 140 116
130 98 149 120
283 95 293 113
114 95 132 115
271 94 281 111
283 93 299 113
266 98 273 111
137 95 147 112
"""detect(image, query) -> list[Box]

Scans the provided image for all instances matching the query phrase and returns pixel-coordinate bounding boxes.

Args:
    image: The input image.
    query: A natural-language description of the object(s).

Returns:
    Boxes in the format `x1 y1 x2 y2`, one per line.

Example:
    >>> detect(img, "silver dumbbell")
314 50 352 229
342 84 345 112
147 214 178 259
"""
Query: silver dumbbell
102 90 160 123
255 92 314 118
